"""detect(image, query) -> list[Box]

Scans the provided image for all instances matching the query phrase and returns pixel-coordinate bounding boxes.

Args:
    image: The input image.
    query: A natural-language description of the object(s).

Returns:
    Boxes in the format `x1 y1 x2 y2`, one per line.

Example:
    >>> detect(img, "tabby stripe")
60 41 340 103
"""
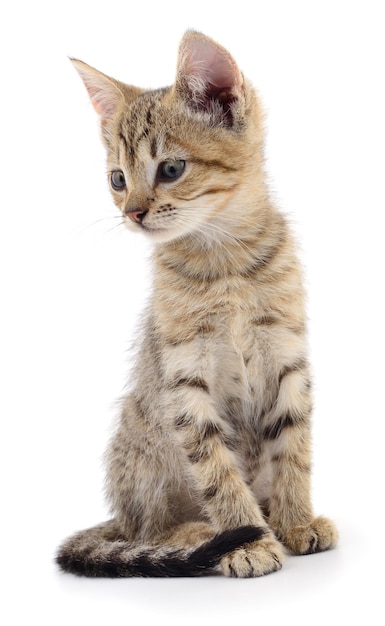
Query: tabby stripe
200 422 222 438
174 413 193 429
187 437 229 463
150 137 157 158
252 317 306 335
174 416 229 463
146 105 154 125
278 359 308 384
169 376 209 394
119 132 129 154
158 255 223 282
272 454 311 474
263 413 300 440
252 314 278 326
164 323 215 347
203 485 219 499
187 447 209 464
135 127 149 147
187 156 237 173
291 457 312 474
241 236 286 278
174 184 238 202
174 417 223 440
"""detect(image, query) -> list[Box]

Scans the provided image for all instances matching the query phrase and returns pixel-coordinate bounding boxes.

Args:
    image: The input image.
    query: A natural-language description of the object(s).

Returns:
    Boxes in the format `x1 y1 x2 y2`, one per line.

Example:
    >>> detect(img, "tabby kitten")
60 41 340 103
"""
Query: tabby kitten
57 31 337 578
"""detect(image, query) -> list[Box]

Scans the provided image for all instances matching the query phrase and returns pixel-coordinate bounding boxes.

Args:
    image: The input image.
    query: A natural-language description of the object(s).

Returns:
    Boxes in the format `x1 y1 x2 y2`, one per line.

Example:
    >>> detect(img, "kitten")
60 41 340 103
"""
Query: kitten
57 31 337 578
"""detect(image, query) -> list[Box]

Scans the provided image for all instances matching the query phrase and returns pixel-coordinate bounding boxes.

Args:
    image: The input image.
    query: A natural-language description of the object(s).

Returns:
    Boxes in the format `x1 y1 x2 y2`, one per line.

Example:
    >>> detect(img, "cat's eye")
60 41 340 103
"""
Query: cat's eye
110 170 126 191
158 160 185 181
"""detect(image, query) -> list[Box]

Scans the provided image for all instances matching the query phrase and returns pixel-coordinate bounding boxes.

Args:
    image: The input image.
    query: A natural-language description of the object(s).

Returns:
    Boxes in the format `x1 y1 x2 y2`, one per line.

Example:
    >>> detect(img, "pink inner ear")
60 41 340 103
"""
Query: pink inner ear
89 87 117 119
183 37 242 92
72 60 122 122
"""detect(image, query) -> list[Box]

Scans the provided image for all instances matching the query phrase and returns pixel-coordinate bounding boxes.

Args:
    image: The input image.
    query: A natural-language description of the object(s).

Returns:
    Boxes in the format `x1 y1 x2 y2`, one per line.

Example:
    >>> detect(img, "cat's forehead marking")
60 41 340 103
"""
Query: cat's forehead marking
118 96 161 166
119 91 185 171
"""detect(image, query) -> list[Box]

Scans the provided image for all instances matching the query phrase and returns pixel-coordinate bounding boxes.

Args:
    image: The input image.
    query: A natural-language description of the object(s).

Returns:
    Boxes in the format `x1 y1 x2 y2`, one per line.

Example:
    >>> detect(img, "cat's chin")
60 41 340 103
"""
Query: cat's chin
123 219 197 245
142 228 181 244
123 221 185 244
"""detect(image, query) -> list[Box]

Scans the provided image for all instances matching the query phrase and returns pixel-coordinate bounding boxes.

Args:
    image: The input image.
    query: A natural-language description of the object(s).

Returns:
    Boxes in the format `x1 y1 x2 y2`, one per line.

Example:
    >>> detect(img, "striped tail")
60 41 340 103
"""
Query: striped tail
56 522 265 578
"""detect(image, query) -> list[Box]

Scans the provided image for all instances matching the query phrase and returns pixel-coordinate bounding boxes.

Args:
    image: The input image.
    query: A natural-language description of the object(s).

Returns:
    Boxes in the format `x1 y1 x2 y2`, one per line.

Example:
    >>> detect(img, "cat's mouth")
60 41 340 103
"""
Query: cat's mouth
124 208 187 242
124 216 176 242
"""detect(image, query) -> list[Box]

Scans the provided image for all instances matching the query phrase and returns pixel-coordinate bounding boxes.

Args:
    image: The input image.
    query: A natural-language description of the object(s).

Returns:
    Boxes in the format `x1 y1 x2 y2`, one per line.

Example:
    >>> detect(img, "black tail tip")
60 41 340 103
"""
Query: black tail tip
188 524 266 569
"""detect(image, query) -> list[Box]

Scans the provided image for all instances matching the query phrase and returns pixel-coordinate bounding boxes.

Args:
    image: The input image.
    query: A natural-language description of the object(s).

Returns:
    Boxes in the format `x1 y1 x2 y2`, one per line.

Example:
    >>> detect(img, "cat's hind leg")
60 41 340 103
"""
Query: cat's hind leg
163 521 216 548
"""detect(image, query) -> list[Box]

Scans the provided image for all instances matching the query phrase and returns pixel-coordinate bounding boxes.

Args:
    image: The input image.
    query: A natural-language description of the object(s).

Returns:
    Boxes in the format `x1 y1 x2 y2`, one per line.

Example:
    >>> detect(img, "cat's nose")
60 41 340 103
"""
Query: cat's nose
125 209 148 223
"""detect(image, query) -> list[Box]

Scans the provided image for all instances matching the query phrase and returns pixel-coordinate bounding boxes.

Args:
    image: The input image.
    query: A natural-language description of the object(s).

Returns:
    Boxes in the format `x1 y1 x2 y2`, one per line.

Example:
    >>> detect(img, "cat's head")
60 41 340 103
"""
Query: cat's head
71 31 264 244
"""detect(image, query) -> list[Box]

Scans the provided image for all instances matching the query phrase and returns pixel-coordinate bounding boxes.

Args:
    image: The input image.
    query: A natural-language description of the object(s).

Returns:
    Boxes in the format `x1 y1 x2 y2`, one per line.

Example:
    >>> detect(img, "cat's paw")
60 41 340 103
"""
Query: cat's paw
220 536 284 578
282 516 338 555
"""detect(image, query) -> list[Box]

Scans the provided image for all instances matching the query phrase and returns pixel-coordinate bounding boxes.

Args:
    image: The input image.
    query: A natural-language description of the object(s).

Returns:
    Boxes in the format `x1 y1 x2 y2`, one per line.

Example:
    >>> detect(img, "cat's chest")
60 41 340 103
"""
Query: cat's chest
213 304 276 399
213 281 271 356
157 273 285 400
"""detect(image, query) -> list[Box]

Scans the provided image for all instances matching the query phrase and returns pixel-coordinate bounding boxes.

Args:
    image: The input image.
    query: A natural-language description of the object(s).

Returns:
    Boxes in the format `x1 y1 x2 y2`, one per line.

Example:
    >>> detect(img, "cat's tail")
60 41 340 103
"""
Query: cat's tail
56 520 265 577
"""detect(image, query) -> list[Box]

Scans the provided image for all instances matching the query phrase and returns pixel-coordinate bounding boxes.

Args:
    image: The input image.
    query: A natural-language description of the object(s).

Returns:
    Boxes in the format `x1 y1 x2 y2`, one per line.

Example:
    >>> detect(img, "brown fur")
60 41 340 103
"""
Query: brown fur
57 31 337 578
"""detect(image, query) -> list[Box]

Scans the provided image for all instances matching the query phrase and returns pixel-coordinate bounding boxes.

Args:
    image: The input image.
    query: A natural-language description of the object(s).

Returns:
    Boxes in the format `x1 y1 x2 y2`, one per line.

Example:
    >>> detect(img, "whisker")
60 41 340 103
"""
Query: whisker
105 220 126 235
100 218 127 244
70 214 123 239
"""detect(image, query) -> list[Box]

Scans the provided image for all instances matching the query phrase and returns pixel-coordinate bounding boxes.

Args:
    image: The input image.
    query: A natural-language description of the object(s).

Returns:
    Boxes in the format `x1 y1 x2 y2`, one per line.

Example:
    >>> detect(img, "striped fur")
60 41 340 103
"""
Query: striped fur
57 31 337 578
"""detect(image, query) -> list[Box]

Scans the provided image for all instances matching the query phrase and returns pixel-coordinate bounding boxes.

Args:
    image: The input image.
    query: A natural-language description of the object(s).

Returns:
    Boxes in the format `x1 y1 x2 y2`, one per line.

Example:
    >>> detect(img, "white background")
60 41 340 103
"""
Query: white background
1 1 384 624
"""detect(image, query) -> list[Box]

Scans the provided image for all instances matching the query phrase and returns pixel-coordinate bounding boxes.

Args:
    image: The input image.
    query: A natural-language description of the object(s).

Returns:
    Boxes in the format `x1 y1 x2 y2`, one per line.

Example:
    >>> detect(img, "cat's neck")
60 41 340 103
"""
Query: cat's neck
154 201 287 284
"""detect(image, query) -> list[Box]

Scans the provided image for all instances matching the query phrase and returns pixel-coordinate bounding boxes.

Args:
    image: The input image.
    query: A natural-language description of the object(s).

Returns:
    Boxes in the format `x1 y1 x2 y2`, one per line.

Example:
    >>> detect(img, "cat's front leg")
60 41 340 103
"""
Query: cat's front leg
265 369 338 555
164 340 284 577
172 400 285 577
269 435 338 555
169 388 264 529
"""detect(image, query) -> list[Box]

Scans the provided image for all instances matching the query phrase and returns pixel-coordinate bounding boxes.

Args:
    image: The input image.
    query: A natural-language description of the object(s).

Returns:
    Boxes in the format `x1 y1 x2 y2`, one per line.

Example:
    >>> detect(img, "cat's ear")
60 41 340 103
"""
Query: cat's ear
70 59 142 126
175 31 244 124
